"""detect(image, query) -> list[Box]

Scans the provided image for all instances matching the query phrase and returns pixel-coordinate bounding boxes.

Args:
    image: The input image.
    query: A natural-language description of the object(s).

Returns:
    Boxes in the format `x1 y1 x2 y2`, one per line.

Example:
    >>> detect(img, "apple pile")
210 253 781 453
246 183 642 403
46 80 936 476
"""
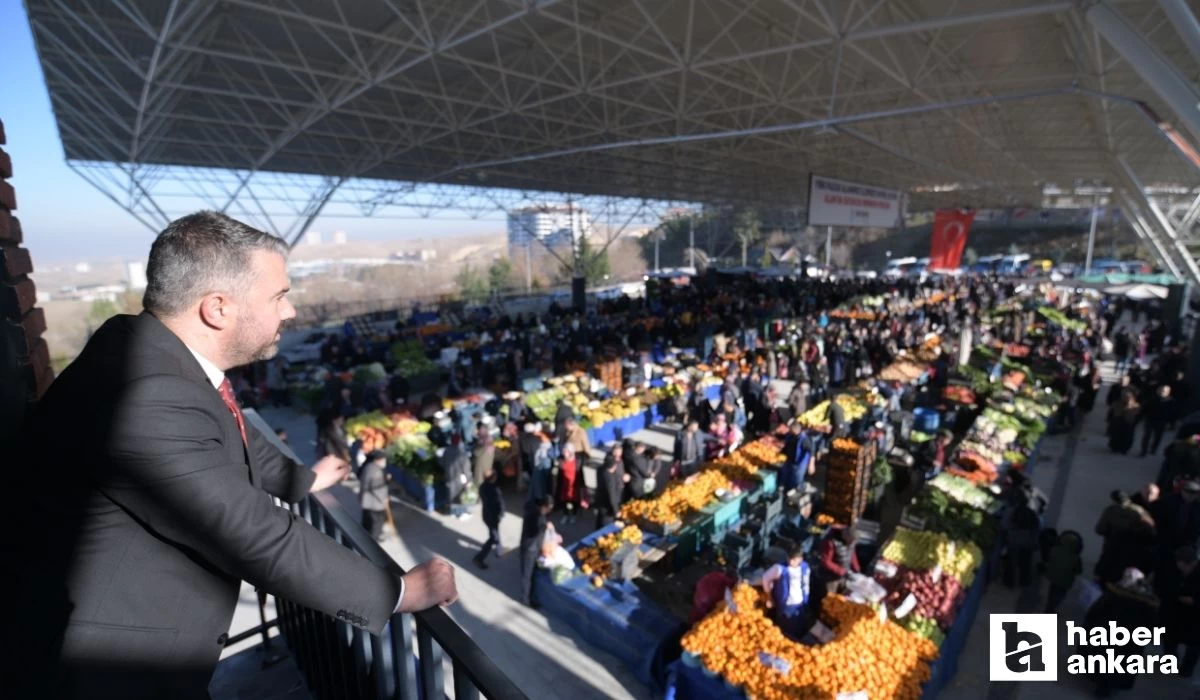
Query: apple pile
877 564 966 631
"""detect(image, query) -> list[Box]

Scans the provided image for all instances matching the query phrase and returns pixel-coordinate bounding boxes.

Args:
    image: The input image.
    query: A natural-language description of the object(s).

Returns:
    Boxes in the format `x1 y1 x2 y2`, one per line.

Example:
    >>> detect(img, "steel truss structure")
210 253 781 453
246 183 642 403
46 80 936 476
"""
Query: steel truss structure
23 0 1200 281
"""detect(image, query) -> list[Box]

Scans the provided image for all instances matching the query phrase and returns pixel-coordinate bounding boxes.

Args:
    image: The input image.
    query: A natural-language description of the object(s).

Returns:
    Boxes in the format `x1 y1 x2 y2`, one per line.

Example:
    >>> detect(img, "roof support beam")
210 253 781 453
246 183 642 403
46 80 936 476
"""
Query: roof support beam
1115 158 1199 282
1157 0 1200 68
1087 1 1200 147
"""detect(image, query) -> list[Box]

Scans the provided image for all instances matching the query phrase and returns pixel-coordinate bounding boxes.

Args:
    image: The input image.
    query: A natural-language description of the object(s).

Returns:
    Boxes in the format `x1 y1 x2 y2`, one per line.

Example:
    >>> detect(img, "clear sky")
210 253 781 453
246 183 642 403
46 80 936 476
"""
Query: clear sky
2 2 500 266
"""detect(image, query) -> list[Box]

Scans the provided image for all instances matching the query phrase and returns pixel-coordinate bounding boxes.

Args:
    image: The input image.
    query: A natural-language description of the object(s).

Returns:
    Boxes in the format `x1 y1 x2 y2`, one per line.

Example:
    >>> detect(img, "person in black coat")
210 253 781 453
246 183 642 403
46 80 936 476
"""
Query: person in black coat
623 440 654 499
519 495 554 608
553 398 575 443
1141 384 1175 457
1154 545 1200 677
1085 571 1159 696
674 419 707 476
473 470 505 569
519 422 542 477
594 444 626 530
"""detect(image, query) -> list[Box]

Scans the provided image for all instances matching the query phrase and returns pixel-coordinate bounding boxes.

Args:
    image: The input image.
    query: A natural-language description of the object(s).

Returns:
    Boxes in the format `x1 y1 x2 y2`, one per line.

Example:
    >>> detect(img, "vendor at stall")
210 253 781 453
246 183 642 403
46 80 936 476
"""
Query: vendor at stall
779 421 814 493
918 429 954 480
817 526 862 591
762 547 812 642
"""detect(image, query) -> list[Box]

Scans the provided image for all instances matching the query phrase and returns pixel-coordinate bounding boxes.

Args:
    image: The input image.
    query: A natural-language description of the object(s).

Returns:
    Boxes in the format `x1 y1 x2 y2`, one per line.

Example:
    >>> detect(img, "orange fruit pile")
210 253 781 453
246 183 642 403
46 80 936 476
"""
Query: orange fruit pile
619 437 785 524
682 584 937 700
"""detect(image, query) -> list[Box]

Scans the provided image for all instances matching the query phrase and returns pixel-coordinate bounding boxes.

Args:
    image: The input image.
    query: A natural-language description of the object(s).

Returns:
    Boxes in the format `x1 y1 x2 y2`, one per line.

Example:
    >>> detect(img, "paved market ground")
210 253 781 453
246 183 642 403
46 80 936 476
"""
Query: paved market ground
217 362 1200 699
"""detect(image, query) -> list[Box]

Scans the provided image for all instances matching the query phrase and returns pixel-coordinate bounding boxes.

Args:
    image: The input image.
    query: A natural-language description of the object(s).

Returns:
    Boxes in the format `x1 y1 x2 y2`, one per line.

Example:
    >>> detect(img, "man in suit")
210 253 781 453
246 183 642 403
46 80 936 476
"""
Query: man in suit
12 212 457 699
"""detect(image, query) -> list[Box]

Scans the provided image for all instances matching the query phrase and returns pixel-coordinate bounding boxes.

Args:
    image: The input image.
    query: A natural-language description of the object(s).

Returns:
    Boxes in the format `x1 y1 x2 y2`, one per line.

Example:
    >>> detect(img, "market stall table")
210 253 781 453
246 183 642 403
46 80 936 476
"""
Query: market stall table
531 524 688 689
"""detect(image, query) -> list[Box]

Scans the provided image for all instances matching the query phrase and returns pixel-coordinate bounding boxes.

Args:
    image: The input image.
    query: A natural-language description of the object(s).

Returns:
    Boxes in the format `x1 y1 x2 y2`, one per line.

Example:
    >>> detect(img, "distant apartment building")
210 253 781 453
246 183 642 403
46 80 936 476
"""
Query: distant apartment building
126 261 147 290
391 249 436 263
507 205 591 251
304 231 322 246
332 230 348 244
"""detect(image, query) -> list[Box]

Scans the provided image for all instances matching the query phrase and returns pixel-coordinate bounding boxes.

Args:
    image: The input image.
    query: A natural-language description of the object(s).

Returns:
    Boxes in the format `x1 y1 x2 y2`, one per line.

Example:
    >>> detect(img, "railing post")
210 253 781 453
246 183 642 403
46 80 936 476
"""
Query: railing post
453 662 481 700
416 625 445 700
392 614 420 699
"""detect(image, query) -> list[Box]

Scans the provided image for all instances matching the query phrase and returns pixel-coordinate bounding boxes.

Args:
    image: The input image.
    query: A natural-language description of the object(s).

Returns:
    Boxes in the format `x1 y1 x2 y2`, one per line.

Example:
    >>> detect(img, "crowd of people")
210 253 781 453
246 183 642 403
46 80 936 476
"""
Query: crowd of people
246 270 1200 685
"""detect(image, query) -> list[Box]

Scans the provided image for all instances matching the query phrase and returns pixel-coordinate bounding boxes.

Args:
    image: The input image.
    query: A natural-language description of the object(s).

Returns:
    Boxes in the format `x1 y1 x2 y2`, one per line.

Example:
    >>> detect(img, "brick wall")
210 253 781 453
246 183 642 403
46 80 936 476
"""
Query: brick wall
0 118 52 445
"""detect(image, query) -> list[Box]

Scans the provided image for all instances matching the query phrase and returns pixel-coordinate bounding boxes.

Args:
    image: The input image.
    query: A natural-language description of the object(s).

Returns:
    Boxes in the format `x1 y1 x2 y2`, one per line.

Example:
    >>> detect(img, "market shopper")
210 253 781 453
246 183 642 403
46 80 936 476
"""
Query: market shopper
520 495 555 608
360 451 391 542
14 211 457 699
1141 384 1176 458
762 547 812 642
1003 472 1046 588
473 470 505 569
594 444 626 530
1043 530 1084 613
473 419 496 485
556 443 583 523
1085 568 1159 697
316 409 352 465
674 418 707 476
530 435 555 501
561 416 591 461
623 440 655 498
1094 490 1156 583
1155 545 1200 677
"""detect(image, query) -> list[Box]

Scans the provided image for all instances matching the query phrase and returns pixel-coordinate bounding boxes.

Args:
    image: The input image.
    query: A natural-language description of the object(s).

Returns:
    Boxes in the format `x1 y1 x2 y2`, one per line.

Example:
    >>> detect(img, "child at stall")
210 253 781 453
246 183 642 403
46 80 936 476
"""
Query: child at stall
762 547 812 642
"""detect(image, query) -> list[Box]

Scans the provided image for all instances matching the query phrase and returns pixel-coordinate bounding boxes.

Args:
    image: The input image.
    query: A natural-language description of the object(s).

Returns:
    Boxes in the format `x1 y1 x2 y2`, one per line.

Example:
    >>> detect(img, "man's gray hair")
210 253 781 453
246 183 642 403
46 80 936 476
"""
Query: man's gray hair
143 211 289 317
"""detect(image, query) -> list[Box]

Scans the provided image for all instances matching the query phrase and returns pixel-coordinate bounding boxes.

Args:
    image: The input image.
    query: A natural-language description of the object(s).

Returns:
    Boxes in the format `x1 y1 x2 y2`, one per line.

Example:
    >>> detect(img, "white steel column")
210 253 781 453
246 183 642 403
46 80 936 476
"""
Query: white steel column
1085 198 1100 276
1116 156 1200 283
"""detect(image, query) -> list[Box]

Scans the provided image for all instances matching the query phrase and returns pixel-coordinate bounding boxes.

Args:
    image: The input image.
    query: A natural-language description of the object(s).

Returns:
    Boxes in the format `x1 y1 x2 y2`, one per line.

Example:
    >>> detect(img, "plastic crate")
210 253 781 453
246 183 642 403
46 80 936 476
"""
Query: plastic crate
723 532 755 570
756 468 778 494
704 494 744 532
763 493 784 522
638 518 682 536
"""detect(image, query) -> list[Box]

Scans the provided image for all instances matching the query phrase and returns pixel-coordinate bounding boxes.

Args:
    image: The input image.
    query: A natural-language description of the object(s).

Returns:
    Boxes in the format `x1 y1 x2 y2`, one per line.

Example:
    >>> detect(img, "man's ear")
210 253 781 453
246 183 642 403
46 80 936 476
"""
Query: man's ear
198 292 236 330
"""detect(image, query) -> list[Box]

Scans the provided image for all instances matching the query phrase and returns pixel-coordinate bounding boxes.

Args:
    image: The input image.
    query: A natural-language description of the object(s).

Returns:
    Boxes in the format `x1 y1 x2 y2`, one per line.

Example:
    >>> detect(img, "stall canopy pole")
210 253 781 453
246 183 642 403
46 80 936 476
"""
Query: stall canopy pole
654 231 661 272
689 216 695 269
1085 196 1100 275
826 226 833 268
524 242 532 292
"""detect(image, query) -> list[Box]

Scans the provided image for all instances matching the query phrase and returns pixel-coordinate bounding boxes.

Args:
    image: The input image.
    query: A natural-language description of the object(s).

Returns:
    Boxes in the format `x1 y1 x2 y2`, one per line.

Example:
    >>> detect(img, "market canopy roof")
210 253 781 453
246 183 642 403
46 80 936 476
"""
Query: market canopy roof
1102 282 1170 299
26 0 1200 211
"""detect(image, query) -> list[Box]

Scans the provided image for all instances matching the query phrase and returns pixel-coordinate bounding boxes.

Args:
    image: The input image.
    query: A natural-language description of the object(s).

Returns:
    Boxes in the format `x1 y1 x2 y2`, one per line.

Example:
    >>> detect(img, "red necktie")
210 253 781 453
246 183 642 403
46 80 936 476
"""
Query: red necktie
218 378 248 446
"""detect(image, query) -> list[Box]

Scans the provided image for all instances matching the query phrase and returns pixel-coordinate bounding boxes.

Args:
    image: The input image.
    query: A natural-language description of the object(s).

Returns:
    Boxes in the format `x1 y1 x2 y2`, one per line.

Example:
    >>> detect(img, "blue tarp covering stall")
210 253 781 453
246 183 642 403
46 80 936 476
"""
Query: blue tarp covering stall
531 525 688 690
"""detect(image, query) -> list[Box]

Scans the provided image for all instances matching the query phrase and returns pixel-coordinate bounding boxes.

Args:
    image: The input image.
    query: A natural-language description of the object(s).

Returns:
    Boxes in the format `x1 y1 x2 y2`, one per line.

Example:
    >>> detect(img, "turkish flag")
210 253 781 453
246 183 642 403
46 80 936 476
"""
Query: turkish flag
929 209 976 270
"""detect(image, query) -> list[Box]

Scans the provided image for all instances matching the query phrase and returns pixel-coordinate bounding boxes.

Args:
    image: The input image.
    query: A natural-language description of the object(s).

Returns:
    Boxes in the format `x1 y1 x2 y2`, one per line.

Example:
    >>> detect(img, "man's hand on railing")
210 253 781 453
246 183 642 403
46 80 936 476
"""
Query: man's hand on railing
396 558 458 612
310 456 352 492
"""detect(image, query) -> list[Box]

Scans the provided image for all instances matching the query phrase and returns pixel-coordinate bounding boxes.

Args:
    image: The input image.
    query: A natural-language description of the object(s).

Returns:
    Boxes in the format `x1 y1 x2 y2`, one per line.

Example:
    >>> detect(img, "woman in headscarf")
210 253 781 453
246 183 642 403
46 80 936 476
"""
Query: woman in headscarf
1084 568 1159 697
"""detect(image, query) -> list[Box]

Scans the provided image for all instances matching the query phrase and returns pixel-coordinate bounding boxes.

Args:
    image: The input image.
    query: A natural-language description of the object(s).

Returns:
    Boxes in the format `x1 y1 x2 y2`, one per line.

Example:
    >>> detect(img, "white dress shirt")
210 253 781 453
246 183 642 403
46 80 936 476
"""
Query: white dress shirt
186 345 227 389
184 344 407 613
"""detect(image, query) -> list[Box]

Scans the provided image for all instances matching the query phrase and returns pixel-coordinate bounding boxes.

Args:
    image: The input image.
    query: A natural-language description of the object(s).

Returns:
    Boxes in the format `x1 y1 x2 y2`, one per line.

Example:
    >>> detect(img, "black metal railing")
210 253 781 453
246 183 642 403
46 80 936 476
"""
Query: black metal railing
243 410 527 700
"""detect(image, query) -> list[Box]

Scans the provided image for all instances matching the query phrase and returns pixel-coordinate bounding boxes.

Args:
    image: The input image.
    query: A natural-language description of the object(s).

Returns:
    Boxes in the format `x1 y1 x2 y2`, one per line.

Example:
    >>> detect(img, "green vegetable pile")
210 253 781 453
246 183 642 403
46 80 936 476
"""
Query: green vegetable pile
909 488 999 549
899 615 947 646
391 341 438 376
1036 306 1087 332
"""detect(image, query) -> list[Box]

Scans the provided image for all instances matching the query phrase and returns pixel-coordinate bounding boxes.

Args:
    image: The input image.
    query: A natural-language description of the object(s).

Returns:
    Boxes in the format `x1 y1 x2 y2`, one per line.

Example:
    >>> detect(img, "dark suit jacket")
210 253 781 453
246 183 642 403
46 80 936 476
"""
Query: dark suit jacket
12 312 400 699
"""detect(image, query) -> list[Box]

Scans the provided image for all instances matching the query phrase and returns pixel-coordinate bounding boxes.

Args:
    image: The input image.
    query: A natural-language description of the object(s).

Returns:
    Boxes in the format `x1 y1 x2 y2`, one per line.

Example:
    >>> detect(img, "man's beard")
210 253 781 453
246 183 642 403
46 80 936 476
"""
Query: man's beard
230 322 279 366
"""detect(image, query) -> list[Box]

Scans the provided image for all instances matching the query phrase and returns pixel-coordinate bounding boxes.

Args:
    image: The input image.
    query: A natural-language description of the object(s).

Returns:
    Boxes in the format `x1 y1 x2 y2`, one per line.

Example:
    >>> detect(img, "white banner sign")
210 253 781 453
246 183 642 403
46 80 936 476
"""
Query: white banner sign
808 175 903 228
